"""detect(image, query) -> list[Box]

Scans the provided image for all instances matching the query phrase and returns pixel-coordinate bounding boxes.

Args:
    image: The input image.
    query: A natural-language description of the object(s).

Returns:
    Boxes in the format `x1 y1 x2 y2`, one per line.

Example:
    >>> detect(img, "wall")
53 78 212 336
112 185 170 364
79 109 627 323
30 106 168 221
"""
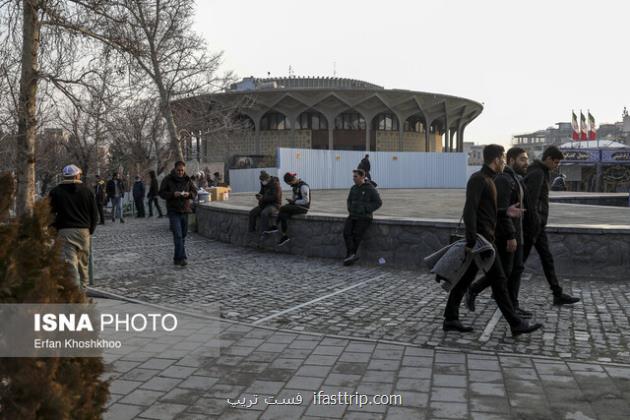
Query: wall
375 131 426 152
203 130 311 162
228 167 278 194
197 203 630 280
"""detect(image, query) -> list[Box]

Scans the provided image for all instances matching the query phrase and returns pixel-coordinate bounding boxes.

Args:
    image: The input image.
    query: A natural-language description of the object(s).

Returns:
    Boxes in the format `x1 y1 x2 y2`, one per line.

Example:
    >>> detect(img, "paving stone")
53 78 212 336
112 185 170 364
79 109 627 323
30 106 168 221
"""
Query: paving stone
139 402 188 419
119 389 164 406
284 375 325 391
141 376 182 392
431 387 467 402
104 403 145 420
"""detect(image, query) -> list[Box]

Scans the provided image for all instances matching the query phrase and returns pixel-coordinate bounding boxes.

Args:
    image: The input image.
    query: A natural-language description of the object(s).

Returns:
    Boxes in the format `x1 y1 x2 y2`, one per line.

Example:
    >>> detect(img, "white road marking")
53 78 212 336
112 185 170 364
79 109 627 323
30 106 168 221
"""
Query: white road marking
252 274 388 325
478 308 502 342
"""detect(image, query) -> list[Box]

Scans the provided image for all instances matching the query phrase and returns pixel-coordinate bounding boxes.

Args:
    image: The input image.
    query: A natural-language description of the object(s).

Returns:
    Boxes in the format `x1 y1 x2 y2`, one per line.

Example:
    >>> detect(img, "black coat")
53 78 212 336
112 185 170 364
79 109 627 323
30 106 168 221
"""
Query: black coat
147 178 159 198
524 160 550 236
495 166 524 242
463 165 501 247
106 179 126 199
258 177 282 208
159 171 197 213
132 180 145 200
347 181 382 219
49 181 98 235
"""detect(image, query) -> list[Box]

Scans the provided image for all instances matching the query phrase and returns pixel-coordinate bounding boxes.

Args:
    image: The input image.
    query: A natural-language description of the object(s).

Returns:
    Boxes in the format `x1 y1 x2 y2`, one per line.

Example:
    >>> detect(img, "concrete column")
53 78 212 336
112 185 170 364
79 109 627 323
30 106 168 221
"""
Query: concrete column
254 119 261 155
328 126 334 150
424 119 433 152
398 126 404 151
444 124 450 153
456 126 465 152
365 125 371 151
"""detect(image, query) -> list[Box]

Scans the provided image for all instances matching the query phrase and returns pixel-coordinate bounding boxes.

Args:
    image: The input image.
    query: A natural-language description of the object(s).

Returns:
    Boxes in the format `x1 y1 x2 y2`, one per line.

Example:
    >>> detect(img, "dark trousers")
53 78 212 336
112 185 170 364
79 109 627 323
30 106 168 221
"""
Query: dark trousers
134 197 145 217
443 244 521 328
343 217 371 256
249 205 278 232
522 228 563 296
148 196 163 217
96 202 105 224
168 212 188 261
470 237 524 308
278 204 308 234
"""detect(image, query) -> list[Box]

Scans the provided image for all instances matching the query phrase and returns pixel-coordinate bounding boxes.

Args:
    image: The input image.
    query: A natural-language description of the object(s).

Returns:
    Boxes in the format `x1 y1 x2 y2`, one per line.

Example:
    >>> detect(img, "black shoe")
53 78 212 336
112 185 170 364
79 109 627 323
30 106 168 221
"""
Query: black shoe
120 219 125 223
173 259 181 266
516 307 533 319
277 236 290 246
158 215 163 218
343 254 359 266
179 259 188 266
443 320 474 333
465 288 478 312
511 321 543 336
263 227 279 235
553 293 580 305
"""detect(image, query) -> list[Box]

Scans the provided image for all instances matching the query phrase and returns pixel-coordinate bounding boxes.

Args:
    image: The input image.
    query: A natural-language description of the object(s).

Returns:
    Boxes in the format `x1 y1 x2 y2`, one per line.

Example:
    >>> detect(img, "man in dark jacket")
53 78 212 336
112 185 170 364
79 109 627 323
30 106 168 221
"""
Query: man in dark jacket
94 174 107 225
466 147 532 318
343 169 382 266
147 170 163 218
159 161 197 266
522 146 580 305
249 171 281 233
132 176 146 217
266 172 311 246
49 164 98 290
443 145 542 336
106 172 126 223
358 154 372 181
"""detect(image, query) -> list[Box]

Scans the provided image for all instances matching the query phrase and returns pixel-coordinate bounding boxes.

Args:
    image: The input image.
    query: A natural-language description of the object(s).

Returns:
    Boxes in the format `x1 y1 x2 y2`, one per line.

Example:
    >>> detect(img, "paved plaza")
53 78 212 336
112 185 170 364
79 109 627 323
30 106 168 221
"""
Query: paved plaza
93 217 630 419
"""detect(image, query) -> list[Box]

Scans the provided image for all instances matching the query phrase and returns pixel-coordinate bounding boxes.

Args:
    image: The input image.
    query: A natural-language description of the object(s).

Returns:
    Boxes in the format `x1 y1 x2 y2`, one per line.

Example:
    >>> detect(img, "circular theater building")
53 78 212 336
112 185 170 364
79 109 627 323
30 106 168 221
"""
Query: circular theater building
172 76 483 169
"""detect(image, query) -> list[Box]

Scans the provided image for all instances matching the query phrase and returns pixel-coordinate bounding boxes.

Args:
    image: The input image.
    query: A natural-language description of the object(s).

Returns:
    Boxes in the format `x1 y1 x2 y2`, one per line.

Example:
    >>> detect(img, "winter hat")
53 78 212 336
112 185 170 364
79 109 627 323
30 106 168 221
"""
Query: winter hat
283 172 297 183
259 171 271 181
62 164 82 177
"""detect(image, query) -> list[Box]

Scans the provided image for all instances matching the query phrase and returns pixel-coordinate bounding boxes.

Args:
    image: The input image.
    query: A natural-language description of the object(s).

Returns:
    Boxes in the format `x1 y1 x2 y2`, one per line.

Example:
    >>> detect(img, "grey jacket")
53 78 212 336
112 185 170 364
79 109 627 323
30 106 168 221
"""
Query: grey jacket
423 234 496 291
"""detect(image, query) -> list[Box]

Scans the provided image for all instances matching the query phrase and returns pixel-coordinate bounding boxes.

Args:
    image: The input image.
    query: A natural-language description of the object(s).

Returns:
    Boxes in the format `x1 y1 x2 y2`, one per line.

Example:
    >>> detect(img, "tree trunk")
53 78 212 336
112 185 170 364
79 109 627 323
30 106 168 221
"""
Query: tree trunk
159 92 184 163
15 0 41 216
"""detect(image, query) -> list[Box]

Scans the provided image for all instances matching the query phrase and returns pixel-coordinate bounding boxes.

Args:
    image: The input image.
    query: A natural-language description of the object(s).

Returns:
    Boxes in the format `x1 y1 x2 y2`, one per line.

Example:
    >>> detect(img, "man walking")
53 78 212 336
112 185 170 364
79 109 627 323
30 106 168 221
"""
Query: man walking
132 175 146 218
358 154 371 181
249 171 281 233
147 170 164 218
106 172 126 223
49 164 98 290
343 169 382 266
443 145 542 336
522 146 580 305
159 161 197 266
466 147 532 318
266 172 311 246
94 174 106 225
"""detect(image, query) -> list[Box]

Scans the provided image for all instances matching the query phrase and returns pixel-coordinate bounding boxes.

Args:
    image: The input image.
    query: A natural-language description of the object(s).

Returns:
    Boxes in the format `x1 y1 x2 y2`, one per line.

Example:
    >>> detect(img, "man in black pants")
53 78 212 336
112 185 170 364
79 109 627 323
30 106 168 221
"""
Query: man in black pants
443 144 542 336
343 169 382 266
266 172 311 246
521 145 580 305
94 174 106 225
466 147 533 318
358 154 371 181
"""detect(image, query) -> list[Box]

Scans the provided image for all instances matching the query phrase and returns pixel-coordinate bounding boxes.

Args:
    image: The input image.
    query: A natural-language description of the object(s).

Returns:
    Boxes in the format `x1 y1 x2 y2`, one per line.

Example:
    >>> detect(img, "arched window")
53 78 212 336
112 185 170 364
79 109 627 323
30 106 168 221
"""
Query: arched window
296 111 328 130
334 112 366 130
260 111 290 130
404 115 425 132
233 114 255 130
373 113 399 131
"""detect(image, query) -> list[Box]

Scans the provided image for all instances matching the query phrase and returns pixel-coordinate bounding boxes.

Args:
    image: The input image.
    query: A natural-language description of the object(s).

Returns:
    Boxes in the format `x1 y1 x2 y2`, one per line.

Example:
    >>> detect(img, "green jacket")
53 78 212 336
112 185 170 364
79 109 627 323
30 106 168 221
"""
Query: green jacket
347 182 382 219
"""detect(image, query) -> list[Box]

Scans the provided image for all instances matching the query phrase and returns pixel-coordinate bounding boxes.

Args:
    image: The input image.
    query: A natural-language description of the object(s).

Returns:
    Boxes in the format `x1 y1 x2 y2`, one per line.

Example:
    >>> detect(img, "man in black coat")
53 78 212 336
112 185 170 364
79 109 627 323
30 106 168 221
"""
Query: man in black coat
466 147 532 318
132 176 146 217
94 174 107 225
358 154 371 181
147 170 163 217
106 172 126 223
49 164 98 290
159 161 197 266
249 171 282 233
522 146 580 305
343 169 382 266
442 145 542 336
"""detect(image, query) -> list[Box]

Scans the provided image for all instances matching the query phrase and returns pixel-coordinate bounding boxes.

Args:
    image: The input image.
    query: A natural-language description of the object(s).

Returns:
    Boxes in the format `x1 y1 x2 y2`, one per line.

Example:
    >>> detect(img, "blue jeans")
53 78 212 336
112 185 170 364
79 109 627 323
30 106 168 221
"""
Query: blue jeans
111 196 123 220
168 212 188 261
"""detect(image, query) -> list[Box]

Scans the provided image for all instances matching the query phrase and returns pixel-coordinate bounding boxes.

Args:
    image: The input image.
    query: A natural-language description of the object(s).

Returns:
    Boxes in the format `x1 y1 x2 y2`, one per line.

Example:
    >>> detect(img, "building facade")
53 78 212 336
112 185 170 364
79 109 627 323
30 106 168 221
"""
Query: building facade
172 76 483 169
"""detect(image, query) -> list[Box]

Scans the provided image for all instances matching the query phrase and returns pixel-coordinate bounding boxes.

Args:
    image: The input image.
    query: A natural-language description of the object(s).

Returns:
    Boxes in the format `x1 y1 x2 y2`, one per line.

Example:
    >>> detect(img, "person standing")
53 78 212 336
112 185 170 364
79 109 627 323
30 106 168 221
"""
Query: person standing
358 154 371 181
147 170 164 218
442 144 542 336
249 171 282 233
343 169 382 266
159 161 197 266
522 146 580 305
466 147 532 317
48 164 98 290
94 174 106 225
106 172 126 223
132 175 146 217
266 172 311 246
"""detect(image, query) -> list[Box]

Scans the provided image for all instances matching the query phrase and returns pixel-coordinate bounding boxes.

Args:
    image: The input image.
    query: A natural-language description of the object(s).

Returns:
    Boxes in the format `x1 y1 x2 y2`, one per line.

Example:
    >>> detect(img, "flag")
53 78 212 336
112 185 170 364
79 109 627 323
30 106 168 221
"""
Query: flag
580 111 587 140
571 111 579 140
588 111 596 140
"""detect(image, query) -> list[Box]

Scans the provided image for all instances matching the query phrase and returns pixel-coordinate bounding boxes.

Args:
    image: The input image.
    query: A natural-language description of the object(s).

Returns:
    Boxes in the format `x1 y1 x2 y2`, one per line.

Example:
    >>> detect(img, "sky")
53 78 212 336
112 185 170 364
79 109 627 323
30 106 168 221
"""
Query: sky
193 0 630 146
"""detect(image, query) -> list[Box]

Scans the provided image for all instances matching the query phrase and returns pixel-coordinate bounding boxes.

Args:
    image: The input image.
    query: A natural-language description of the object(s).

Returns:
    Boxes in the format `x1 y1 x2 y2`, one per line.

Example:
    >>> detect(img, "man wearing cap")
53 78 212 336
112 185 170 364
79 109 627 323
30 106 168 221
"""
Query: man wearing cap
49 164 98 290
264 172 310 246
106 172 126 223
248 170 281 233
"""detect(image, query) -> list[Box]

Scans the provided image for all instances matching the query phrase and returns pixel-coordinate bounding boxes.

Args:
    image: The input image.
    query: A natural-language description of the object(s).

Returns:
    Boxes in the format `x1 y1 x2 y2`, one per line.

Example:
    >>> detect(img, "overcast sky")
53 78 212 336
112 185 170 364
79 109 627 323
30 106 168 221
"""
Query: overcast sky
194 0 629 146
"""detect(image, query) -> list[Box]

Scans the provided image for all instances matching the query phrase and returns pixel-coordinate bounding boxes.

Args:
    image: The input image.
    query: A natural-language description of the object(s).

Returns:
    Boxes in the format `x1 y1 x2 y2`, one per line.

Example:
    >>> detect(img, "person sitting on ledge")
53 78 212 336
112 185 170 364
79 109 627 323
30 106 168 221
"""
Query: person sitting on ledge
343 169 382 266
248 171 281 233
264 172 311 246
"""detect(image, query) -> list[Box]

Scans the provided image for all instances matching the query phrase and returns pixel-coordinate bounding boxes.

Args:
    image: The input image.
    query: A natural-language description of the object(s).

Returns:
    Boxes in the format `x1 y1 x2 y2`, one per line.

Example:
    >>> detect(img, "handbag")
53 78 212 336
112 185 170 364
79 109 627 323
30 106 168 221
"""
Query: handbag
449 216 465 244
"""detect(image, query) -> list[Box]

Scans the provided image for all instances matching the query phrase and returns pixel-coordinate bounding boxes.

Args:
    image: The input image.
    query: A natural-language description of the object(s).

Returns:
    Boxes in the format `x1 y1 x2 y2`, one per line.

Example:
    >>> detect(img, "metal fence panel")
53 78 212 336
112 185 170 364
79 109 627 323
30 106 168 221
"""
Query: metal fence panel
229 167 278 193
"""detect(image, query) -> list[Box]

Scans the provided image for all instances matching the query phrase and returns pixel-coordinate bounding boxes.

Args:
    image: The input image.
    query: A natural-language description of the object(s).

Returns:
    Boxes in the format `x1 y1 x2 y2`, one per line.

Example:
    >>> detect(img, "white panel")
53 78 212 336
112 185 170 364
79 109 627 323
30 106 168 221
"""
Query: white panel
229 167 278 193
